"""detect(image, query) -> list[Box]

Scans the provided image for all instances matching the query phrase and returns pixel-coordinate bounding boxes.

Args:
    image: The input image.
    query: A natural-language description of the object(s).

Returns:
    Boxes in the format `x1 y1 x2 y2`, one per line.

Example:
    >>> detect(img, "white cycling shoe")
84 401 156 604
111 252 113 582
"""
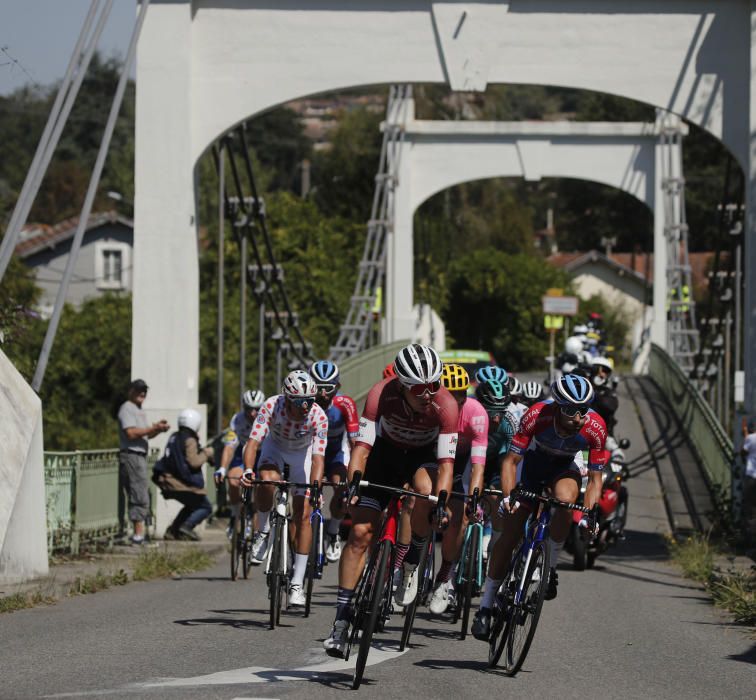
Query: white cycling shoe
325 535 342 562
250 531 269 564
323 619 349 658
428 580 450 614
288 584 306 607
393 562 419 607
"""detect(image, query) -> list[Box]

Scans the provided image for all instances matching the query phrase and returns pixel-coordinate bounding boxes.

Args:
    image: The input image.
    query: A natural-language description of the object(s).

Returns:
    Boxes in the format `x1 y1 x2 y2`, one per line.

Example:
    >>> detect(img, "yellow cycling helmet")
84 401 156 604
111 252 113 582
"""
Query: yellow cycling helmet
441 363 470 392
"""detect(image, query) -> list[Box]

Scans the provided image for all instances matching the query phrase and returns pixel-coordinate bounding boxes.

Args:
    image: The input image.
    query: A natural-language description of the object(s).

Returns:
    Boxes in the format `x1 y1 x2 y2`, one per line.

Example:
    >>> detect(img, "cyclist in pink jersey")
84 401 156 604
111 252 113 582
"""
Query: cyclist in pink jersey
241 370 328 608
427 363 489 614
324 344 458 657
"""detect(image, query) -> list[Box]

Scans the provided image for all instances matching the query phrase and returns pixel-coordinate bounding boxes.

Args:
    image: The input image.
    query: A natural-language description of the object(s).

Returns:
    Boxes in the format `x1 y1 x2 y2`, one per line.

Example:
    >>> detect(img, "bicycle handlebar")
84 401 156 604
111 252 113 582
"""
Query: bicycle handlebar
348 470 446 504
512 487 593 514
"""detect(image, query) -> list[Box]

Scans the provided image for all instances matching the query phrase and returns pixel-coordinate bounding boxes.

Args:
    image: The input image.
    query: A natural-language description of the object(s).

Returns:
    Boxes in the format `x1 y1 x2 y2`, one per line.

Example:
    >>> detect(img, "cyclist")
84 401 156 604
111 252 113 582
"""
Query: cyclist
521 381 544 409
213 389 265 536
323 343 458 657
590 356 619 435
471 374 608 640
506 375 527 427
309 360 359 562
475 365 508 386
475 379 517 558
240 370 328 607
427 364 488 615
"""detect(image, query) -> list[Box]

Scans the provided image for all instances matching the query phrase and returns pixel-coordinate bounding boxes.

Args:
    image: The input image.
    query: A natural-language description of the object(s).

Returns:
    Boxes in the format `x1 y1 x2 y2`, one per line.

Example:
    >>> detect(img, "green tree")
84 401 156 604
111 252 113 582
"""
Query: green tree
445 249 569 369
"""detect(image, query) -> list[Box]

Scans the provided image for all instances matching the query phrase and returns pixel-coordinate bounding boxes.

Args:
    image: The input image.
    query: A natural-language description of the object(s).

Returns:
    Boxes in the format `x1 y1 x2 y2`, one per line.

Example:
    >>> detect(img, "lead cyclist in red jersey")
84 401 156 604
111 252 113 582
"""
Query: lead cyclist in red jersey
472 374 608 640
323 343 458 657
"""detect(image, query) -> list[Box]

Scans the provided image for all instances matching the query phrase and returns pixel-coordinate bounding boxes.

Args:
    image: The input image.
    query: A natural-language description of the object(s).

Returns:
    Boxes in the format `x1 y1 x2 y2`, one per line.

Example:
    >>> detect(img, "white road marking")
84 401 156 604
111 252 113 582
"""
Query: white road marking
140 641 406 688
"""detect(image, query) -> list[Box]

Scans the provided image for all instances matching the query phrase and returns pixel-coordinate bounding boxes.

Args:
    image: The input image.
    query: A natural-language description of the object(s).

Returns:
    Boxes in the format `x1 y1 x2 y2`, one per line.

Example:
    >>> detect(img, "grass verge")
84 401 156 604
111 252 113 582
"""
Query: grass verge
668 533 756 626
1 546 214 614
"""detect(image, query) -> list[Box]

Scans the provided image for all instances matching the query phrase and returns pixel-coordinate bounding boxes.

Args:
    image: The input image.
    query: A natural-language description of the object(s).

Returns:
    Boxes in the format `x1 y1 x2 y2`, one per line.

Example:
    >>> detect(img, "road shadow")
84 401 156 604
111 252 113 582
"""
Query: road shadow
726 643 756 665
414 657 519 678
173 615 272 630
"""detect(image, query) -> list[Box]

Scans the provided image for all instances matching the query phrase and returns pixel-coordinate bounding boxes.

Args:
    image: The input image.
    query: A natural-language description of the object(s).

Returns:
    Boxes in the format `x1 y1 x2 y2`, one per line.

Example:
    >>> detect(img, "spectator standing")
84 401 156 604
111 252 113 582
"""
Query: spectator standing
118 379 170 544
740 418 756 548
155 409 214 541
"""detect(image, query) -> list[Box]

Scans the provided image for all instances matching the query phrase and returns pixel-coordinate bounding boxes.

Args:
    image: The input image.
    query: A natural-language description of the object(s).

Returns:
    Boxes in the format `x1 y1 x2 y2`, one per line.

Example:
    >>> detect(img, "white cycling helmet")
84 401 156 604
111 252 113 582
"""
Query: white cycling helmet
591 356 614 372
394 343 443 387
242 388 265 410
282 369 317 398
565 336 584 356
178 408 202 433
573 324 589 336
507 375 523 397
522 381 544 401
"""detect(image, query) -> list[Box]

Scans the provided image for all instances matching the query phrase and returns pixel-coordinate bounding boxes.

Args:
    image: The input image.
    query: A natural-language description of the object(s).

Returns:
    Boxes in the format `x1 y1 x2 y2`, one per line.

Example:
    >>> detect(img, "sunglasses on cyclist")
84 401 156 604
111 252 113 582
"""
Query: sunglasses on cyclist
289 397 313 411
316 383 338 395
406 380 442 397
560 405 587 418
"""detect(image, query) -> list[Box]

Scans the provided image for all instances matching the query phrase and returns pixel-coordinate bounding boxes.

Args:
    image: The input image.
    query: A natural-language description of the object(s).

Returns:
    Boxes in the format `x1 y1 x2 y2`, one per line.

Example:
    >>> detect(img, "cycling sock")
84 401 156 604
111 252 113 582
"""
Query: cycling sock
436 559 455 584
480 576 503 609
336 586 355 621
291 552 309 587
393 542 410 570
326 518 342 537
483 520 492 537
257 509 271 534
230 503 240 518
548 537 564 569
405 534 426 566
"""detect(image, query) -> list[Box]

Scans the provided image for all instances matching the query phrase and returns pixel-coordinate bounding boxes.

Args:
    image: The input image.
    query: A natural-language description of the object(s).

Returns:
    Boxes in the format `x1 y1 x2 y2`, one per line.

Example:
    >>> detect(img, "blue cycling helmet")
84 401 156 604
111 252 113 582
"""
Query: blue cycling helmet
309 360 340 386
550 374 594 408
475 366 508 384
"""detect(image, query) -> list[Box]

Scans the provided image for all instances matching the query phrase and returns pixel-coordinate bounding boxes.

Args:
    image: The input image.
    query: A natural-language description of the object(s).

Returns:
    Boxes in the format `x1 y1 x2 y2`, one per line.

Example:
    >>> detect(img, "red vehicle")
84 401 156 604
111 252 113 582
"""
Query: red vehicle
566 438 630 570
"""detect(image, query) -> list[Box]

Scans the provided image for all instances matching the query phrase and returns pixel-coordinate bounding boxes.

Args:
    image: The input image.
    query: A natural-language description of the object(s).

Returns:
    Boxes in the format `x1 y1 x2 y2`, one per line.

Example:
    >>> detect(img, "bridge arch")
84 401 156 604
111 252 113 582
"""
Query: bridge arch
386 108 670 364
134 0 755 413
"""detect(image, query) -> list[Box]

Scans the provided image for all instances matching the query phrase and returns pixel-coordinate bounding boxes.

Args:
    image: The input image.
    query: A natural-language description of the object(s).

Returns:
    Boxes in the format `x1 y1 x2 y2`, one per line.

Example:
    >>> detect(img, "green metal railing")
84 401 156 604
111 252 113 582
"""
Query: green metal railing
338 340 409 407
44 449 159 554
648 343 734 497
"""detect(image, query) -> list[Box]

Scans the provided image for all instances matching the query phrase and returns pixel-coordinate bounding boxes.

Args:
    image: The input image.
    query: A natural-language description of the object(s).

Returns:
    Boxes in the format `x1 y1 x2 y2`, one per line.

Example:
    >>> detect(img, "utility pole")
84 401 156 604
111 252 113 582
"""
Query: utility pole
216 144 225 435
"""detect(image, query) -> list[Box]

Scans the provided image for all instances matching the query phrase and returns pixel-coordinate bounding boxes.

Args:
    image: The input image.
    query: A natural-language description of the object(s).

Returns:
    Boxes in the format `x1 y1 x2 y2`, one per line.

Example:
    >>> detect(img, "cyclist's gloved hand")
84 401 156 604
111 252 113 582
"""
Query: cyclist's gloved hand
497 494 520 517
578 512 599 536
240 469 255 487
213 467 226 485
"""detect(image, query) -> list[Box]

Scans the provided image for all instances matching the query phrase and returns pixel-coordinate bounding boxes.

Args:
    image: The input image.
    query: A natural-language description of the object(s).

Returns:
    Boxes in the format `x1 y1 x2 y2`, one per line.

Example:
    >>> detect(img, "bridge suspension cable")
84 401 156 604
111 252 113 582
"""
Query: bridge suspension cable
213 126 313 375
330 84 413 362
658 110 699 373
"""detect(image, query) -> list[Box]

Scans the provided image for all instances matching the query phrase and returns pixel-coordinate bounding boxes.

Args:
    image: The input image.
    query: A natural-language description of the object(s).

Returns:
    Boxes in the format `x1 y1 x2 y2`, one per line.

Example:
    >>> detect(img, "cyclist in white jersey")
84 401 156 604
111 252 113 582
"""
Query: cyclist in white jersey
241 370 328 607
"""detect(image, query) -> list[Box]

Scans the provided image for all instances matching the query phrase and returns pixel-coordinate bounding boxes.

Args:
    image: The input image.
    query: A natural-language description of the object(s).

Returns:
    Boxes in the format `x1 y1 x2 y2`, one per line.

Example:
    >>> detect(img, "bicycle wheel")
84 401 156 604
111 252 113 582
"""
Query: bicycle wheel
501 539 551 675
241 504 255 580
268 521 283 630
353 539 391 690
305 516 321 618
399 536 431 652
230 515 242 581
459 528 479 640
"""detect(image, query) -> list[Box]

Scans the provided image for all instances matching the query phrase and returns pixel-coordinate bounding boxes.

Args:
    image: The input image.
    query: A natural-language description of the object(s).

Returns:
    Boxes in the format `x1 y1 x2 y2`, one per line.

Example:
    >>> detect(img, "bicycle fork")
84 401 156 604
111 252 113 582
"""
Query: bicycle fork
310 509 324 578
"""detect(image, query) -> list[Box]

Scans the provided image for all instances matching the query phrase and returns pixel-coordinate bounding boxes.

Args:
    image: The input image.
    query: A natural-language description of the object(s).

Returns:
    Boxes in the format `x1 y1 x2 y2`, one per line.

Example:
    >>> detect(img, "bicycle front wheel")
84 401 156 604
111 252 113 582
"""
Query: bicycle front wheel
399 536 431 651
459 528 479 640
230 515 242 581
305 516 321 618
502 538 550 675
241 504 255 580
353 539 391 690
268 522 283 630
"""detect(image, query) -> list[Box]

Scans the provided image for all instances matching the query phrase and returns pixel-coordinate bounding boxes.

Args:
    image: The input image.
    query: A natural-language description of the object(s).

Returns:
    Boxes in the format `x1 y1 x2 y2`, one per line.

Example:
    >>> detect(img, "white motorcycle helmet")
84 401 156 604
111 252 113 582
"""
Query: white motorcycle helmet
565 336 584 356
591 356 614 386
178 408 202 434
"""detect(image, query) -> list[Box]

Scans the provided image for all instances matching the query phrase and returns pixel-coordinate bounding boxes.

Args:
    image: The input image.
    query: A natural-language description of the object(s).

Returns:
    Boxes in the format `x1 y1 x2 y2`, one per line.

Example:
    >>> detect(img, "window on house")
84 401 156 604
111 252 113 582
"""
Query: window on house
95 241 130 291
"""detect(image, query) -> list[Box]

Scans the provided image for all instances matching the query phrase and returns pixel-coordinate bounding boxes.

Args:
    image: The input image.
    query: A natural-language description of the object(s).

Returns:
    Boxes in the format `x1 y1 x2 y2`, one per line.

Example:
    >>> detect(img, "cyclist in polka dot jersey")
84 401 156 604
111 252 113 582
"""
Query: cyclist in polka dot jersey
241 370 328 608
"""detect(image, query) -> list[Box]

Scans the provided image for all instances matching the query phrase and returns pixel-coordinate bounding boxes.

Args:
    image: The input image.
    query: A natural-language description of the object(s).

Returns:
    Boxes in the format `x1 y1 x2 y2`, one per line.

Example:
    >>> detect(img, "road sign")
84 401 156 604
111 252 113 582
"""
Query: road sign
542 295 578 316
544 314 565 330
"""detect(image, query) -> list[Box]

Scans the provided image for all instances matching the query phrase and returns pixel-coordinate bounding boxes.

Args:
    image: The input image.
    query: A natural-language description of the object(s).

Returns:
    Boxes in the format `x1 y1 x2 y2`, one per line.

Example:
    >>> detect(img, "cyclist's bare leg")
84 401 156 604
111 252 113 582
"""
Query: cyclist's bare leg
226 466 243 505
338 505 382 589
253 465 278 532
441 496 466 563
548 475 580 543
289 494 313 589
398 496 414 544
409 466 437 540
487 507 529 579
327 465 347 520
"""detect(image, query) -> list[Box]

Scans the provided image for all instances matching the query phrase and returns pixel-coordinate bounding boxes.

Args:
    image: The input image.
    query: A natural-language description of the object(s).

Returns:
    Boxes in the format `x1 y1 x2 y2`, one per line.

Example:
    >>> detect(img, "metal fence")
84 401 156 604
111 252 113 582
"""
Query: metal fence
648 343 735 497
44 449 159 554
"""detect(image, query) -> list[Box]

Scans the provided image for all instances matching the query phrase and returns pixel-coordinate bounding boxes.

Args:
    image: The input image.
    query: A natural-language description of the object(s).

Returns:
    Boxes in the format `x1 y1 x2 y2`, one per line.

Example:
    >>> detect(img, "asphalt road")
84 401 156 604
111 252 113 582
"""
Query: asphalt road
1 382 754 700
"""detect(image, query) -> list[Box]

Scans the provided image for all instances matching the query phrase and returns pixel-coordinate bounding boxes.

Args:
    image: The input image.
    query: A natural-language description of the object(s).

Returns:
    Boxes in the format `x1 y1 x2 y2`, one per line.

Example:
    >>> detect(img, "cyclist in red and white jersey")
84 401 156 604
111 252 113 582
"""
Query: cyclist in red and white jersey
427 363 488 615
323 343 458 657
241 370 328 607
472 374 608 639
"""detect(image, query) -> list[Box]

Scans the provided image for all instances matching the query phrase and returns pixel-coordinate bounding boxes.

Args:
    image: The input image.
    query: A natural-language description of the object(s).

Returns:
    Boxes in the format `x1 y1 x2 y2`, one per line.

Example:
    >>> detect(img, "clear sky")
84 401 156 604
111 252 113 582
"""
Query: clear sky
0 1 136 96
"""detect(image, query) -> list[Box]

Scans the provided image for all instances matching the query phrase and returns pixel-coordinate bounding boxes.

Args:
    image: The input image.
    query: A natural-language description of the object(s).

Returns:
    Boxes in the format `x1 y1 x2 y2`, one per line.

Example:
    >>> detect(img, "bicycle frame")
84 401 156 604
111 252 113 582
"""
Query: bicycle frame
457 520 485 589
309 505 325 579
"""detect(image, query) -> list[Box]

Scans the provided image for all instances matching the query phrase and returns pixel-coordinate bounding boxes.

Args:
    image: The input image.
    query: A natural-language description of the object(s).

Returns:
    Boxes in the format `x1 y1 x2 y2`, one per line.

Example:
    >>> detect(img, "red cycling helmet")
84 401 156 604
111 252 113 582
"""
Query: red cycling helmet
383 362 397 380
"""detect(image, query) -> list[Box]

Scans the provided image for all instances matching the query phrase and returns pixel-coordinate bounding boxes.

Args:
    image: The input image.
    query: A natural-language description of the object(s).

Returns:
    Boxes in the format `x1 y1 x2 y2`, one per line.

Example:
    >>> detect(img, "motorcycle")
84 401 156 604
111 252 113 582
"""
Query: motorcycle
565 437 630 570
